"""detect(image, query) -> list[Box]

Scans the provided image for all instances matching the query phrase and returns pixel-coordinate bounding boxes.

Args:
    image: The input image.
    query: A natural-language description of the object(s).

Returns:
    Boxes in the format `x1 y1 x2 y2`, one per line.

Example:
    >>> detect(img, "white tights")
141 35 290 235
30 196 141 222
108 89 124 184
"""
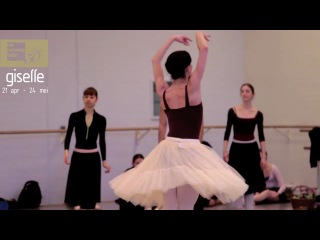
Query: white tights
162 185 199 210
233 193 255 210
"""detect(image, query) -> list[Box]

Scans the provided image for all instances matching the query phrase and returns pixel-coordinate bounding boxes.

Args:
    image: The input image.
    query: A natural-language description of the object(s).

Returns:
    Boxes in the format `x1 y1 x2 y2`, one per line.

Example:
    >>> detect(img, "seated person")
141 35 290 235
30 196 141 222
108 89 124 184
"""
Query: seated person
193 141 222 210
115 154 145 210
254 151 289 205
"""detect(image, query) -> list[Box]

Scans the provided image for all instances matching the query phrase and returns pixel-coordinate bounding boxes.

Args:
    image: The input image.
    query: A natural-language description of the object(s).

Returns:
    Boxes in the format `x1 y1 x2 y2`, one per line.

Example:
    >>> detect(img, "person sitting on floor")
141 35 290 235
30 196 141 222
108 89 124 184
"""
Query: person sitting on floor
254 151 289 205
115 154 145 210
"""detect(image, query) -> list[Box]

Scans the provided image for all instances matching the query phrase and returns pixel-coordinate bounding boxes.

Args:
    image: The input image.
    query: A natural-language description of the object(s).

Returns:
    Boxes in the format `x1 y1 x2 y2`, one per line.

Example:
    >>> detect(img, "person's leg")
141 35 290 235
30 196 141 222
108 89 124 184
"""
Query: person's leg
208 195 221 207
193 195 209 210
244 193 255 210
254 190 270 202
80 201 96 210
232 196 244 210
266 190 280 202
162 188 178 210
278 192 290 203
81 177 96 209
177 185 199 210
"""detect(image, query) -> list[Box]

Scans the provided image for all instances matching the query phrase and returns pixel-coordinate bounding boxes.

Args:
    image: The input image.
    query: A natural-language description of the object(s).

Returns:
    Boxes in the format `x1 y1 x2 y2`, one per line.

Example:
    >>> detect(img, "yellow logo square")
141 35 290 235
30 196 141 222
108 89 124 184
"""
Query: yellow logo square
0 39 48 67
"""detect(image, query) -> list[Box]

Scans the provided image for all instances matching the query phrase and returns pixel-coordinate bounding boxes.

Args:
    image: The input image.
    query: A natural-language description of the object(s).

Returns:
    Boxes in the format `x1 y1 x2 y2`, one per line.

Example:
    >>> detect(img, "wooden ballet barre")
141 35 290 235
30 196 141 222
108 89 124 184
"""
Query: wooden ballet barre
0 125 316 135
300 129 313 132
299 127 315 150
264 125 314 129
0 125 237 135
204 125 315 130
107 127 158 132
0 129 66 135
299 126 320 132
202 125 225 129
0 127 159 135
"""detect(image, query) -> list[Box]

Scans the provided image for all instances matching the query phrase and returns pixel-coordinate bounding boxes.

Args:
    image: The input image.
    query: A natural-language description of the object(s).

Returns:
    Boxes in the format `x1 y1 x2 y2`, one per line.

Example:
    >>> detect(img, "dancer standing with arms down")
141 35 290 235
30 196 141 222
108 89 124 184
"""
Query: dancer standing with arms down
64 87 111 210
109 32 248 210
223 83 266 210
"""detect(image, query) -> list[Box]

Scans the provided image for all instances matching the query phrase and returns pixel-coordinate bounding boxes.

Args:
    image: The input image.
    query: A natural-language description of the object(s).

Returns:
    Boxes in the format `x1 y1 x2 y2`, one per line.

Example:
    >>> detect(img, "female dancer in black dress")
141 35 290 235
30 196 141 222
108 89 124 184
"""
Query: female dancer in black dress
64 87 111 210
223 83 266 210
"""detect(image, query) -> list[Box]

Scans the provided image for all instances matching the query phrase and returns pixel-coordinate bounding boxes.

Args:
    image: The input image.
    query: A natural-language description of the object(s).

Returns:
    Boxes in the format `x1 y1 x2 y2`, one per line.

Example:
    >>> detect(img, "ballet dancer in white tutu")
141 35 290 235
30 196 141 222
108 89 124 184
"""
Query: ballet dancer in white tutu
109 31 248 210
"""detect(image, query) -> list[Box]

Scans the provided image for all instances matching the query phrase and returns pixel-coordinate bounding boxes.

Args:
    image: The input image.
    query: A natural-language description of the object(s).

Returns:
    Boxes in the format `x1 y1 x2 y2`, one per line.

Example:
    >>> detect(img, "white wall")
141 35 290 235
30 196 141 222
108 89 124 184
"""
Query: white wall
0 30 244 205
244 30 320 187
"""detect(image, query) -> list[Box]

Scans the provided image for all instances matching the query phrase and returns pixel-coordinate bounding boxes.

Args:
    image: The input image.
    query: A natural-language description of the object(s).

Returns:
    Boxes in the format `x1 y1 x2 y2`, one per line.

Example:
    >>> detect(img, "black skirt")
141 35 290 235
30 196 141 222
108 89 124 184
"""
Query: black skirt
228 141 265 194
64 151 101 209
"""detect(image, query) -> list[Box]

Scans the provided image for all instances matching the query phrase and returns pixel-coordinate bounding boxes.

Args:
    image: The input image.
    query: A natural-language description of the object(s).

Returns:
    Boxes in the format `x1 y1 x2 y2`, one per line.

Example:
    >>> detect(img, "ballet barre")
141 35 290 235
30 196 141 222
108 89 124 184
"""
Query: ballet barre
0 127 159 135
0 125 316 146
0 124 316 136
299 128 314 150
300 129 313 133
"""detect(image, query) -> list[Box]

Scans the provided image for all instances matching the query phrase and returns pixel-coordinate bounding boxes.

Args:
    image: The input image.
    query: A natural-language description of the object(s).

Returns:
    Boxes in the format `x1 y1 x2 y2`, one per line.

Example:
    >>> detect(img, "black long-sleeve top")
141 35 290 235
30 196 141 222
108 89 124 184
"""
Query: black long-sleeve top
309 127 320 168
224 108 265 142
64 109 107 160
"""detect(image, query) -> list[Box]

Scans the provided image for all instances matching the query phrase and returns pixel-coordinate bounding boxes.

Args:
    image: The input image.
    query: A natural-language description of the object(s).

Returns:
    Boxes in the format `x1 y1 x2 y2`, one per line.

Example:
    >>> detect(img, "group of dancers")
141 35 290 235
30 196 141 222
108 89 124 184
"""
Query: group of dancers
63 32 270 210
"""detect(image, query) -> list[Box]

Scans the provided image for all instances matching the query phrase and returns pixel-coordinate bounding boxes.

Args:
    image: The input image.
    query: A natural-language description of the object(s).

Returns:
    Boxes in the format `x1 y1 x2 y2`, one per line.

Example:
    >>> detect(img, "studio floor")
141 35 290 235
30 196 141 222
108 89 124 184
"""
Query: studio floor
36 201 294 210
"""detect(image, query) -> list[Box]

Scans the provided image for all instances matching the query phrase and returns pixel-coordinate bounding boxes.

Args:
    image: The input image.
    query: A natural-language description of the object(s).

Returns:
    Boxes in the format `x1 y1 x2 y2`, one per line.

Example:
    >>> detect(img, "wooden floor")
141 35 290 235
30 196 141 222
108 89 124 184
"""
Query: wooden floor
5 201 318 232
37 201 294 210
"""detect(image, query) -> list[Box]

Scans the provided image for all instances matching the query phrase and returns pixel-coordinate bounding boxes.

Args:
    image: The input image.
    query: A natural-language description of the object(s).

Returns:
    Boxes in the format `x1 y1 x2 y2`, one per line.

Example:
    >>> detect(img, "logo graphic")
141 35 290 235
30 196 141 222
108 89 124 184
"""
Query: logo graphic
0 39 48 67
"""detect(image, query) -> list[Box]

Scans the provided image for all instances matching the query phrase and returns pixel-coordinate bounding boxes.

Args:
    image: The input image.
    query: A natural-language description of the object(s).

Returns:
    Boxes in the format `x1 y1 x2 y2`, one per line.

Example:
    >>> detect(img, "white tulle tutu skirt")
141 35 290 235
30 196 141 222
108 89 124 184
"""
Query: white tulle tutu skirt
109 137 248 208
